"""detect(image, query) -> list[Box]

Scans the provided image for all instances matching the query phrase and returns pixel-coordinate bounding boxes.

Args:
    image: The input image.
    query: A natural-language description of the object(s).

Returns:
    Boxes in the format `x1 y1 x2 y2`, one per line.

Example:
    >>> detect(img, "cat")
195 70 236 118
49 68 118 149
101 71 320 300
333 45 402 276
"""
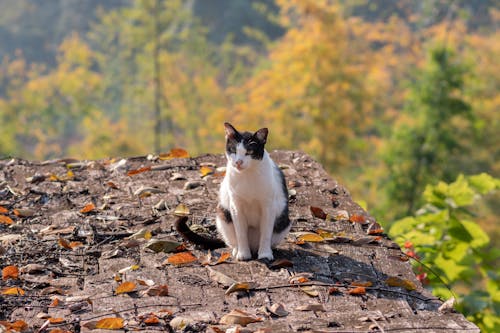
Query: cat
175 122 291 261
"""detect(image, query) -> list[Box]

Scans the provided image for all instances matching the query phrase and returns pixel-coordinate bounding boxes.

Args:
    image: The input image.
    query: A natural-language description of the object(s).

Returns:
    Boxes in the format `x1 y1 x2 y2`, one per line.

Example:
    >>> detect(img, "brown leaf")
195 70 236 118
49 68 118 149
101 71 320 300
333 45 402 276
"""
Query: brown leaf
2 320 29 332
2 265 19 280
49 298 60 307
58 237 72 250
166 251 197 266
0 215 14 225
146 285 169 297
2 287 25 295
385 276 417 291
127 166 152 176
48 318 65 324
95 317 125 330
269 258 294 269
159 148 189 160
216 252 231 264
0 206 8 214
328 287 340 294
225 282 256 295
219 309 263 326
349 214 367 224
267 303 289 317
296 304 326 312
300 286 319 297
106 181 119 189
80 203 95 214
115 281 137 294
69 241 84 249
207 267 236 287
348 286 366 295
310 206 327 220
48 329 72 333
351 281 373 287
13 208 35 217
367 222 384 235
143 315 160 325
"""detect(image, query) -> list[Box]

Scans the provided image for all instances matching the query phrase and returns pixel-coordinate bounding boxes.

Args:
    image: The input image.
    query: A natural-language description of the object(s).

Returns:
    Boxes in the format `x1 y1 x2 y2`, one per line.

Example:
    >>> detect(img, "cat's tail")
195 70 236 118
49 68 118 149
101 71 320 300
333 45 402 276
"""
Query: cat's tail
174 216 226 250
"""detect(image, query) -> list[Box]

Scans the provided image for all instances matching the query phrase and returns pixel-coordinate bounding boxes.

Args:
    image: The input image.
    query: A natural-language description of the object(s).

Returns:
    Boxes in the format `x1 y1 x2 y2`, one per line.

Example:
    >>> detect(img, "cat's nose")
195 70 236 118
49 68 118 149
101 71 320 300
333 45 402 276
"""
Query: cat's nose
235 159 243 168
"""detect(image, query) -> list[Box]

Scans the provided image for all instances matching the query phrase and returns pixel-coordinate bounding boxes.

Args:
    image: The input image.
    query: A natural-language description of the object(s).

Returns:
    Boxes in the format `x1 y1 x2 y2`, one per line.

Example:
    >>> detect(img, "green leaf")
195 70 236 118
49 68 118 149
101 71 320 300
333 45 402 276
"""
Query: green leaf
448 217 473 243
468 173 500 194
460 220 490 249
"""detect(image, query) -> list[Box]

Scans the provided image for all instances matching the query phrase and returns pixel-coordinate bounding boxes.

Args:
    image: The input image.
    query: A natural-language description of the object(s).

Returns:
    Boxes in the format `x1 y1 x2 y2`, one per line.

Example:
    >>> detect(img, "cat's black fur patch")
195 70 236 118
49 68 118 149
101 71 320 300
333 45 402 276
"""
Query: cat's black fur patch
273 165 291 233
225 126 266 160
217 205 232 224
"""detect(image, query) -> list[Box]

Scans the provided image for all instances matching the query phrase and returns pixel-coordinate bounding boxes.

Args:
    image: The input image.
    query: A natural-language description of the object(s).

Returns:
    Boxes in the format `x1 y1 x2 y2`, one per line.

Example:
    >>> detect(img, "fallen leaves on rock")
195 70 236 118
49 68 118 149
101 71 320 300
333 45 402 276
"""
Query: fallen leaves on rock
219 309 263 326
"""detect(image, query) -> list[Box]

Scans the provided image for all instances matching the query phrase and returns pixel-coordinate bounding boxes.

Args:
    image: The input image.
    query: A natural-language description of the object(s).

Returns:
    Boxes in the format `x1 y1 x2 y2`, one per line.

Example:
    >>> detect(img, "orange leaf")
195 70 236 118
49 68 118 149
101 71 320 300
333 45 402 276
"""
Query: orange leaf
8 320 28 332
49 329 72 333
143 315 160 325
2 265 19 280
166 251 197 265
0 215 13 225
297 233 324 242
95 317 124 330
310 206 327 220
159 148 189 160
48 318 65 324
200 166 214 177
106 181 119 189
80 203 95 214
385 276 416 291
0 206 9 214
69 241 84 249
348 286 366 295
328 287 340 294
349 214 366 223
351 281 373 287
115 281 137 294
49 298 60 307
127 166 152 176
58 237 72 250
146 285 169 297
216 252 231 264
2 287 25 295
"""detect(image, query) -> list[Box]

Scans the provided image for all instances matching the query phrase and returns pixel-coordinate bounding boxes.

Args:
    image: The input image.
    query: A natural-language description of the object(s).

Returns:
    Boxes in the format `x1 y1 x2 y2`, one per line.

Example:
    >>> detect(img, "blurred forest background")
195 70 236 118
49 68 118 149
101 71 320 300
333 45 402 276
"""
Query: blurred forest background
0 0 498 330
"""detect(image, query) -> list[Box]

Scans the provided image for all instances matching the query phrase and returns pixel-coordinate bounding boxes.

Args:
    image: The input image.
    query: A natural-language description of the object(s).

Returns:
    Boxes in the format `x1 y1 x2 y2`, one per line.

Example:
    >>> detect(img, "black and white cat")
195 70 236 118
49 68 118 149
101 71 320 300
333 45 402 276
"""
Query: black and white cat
175 122 291 261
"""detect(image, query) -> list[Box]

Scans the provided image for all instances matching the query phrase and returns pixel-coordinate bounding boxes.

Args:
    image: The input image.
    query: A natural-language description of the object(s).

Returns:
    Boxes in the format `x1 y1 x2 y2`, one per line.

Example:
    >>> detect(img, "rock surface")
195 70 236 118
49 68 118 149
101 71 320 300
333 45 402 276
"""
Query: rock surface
0 151 479 332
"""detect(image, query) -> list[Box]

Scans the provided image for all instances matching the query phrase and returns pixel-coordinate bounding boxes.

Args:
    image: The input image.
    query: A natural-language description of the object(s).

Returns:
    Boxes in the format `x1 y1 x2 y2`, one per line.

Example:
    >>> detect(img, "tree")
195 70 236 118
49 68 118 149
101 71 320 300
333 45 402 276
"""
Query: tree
383 45 473 217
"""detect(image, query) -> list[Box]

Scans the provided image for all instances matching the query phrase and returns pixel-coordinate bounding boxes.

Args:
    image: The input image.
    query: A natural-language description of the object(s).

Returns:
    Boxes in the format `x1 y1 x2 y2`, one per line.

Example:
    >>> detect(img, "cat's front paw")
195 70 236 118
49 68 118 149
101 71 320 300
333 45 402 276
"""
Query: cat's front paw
235 249 252 261
257 249 274 261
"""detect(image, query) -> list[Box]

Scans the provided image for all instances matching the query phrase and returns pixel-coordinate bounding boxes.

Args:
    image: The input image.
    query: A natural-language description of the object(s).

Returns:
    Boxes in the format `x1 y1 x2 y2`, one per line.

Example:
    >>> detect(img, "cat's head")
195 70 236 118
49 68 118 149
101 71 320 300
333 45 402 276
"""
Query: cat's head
224 122 268 172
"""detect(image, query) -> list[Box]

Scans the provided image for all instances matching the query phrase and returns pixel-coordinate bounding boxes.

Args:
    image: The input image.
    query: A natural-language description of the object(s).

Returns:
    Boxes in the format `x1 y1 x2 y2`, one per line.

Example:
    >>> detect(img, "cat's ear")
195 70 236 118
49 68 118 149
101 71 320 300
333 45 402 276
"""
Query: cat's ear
254 128 268 144
224 122 239 140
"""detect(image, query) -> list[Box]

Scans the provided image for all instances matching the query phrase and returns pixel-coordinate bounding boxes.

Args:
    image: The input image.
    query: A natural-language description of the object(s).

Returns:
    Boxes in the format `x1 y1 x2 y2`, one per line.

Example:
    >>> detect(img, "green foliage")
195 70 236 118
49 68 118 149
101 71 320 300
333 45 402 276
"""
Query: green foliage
389 174 500 332
383 45 475 218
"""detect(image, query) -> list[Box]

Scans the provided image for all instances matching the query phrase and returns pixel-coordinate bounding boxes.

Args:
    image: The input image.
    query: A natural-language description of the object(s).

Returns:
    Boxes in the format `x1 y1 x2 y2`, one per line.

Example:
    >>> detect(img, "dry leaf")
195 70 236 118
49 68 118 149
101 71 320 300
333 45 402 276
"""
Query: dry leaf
48 318 65 324
300 285 319 297
348 286 366 295
2 287 25 295
0 320 29 332
145 239 182 253
216 252 231 264
159 148 189 160
143 315 160 325
349 214 367 224
219 309 263 326
351 281 373 287
127 166 152 176
267 303 288 317
269 258 293 269
207 267 236 287
106 181 119 189
200 166 214 177
328 287 340 294
146 285 169 297
2 265 19 280
296 304 326 312
0 215 14 225
58 237 72 250
225 282 256 295
13 208 35 217
80 203 95 214
310 206 327 220
385 276 416 291
297 232 324 243
289 272 313 284
48 329 72 333
95 317 125 330
166 251 197 266
115 281 137 294
316 229 334 238
367 222 384 235
49 298 60 307
173 203 190 217
0 206 8 214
